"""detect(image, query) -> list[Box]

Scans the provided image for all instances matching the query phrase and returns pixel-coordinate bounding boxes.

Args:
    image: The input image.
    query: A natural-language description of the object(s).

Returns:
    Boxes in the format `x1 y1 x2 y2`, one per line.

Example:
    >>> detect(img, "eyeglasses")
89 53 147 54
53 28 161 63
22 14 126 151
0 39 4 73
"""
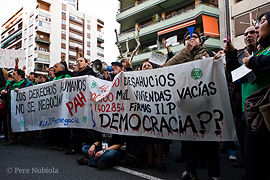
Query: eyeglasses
185 35 199 40
244 30 258 36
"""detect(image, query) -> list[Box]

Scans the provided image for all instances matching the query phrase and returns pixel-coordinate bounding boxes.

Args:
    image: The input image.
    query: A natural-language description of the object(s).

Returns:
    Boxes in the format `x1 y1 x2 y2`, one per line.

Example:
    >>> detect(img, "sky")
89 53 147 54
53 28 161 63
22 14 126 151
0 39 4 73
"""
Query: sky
0 0 120 65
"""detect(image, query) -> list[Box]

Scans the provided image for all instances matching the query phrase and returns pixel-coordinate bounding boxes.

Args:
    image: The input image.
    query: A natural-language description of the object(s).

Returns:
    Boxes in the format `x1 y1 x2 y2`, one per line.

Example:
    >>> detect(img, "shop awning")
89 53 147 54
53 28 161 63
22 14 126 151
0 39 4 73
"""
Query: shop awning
202 15 219 37
157 20 196 36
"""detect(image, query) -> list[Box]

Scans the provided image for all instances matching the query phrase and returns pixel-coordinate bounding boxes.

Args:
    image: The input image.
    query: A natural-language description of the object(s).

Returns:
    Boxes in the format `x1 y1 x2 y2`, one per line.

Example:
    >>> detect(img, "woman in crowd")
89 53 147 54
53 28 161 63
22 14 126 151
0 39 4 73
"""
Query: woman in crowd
241 11 270 180
139 59 167 173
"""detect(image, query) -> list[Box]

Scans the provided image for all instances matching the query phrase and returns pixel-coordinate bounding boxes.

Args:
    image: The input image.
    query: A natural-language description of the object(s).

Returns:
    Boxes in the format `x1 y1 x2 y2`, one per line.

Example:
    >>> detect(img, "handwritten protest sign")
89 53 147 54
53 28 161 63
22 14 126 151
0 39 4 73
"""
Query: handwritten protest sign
149 51 167 66
11 58 237 141
231 64 252 82
0 49 25 69
165 35 177 47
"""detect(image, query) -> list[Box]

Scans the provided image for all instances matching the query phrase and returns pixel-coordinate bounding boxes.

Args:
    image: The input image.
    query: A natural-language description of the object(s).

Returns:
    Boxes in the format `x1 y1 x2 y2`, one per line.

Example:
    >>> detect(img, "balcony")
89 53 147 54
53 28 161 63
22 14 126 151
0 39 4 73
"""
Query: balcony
34 57 50 63
35 37 50 44
34 46 49 52
1 32 22 48
131 37 220 66
97 37 104 43
118 4 219 43
117 0 167 21
36 15 51 22
35 25 51 34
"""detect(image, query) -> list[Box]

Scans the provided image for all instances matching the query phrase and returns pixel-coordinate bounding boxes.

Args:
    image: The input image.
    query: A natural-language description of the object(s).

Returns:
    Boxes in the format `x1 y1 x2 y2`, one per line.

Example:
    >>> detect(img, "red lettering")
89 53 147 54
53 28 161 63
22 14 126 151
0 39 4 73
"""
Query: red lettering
77 91 86 104
74 97 83 113
66 101 74 116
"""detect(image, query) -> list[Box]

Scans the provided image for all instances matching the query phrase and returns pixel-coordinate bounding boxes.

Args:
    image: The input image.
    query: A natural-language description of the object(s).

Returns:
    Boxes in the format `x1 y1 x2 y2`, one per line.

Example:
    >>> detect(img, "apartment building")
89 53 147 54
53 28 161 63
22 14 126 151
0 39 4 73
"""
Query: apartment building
1 8 23 51
61 0 79 10
1 0 104 75
116 0 221 67
219 0 270 51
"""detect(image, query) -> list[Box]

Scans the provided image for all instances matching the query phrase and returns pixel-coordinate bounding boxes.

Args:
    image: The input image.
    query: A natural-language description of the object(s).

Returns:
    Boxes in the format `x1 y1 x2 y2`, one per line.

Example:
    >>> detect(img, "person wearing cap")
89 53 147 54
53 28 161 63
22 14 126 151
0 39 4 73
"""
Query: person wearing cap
166 30 215 67
104 61 123 81
165 29 220 180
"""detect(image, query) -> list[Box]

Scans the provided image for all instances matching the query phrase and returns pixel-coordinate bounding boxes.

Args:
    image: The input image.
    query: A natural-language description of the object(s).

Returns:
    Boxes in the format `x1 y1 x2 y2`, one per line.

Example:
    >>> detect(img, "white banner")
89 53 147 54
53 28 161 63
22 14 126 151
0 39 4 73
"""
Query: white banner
0 49 26 69
11 58 237 141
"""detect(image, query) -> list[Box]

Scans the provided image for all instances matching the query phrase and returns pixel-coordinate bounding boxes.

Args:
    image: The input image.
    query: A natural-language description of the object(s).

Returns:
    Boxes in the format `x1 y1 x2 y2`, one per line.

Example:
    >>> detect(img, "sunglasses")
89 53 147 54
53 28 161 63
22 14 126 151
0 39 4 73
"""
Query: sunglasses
185 35 199 40
244 30 258 36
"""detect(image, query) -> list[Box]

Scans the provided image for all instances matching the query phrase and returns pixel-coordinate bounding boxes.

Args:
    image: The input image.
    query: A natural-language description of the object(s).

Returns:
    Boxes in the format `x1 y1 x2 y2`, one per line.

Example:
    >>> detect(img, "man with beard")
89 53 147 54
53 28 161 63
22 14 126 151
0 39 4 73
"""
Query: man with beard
224 26 258 169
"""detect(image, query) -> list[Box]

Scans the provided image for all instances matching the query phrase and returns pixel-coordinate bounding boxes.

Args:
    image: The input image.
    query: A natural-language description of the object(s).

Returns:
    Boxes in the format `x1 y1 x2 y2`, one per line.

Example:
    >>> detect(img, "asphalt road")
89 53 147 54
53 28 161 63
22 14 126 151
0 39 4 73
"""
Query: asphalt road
0 136 245 180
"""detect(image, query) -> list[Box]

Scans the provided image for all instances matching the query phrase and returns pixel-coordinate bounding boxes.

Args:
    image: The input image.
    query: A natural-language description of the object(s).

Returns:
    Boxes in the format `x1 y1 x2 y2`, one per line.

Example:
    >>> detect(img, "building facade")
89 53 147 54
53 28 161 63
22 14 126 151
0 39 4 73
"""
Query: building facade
219 0 270 51
61 0 79 10
1 0 104 75
116 0 221 67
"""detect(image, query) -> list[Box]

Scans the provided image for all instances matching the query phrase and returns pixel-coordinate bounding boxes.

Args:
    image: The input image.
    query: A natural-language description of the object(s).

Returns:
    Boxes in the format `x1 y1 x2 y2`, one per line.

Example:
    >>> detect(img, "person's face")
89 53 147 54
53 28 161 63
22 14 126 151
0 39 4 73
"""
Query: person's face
13 71 21 82
142 61 153 70
185 33 201 46
49 68 54 75
73 64 78 72
112 64 122 75
29 74 35 80
244 27 258 49
40 76 46 83
257 15 270 42
104 71 109 76
121 60 126 67
61 54 65 61
53 63 62 74
77 57 88 70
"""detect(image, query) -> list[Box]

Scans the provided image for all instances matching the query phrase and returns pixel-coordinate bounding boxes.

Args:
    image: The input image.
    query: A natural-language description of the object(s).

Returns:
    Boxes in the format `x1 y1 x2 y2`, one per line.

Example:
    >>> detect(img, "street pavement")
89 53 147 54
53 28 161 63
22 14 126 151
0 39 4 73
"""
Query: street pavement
0 136 245 180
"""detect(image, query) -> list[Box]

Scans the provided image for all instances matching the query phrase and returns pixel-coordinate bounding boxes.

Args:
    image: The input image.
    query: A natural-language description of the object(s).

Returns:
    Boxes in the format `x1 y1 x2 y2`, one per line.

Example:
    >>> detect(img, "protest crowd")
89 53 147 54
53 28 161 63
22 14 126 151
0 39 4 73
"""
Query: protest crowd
0 11 270 180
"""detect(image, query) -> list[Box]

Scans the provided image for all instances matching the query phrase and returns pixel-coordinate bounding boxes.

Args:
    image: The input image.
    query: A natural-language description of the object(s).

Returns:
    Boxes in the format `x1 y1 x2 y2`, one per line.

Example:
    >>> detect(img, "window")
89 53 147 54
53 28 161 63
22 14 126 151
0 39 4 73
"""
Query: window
62 11 66 15
97 53 104 57
61 48 66 53
69 14 83 23
69 51 76 56
70 23 83 31
69 32 83 40
39 21 50 28
61 20 66 24
87 20 91 25
61 39 66 44
69 41 83 49
61 30 66 34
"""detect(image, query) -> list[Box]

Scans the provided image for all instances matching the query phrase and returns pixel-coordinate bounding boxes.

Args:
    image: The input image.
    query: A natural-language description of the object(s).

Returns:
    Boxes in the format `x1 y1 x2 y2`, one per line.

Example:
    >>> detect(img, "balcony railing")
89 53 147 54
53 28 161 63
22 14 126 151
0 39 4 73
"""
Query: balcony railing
35 37 50 44
34 57 50 63
34 46 49 52
119 1 217 36
35 26 51 34
1 27 22 43
118 0 148 13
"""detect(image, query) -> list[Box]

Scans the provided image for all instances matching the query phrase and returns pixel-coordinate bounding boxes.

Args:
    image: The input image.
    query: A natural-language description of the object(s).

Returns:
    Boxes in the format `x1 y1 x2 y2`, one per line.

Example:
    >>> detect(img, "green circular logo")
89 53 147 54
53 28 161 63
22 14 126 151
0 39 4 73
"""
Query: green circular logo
20 120 25 126
82 115 87 123
191 68 203 80
91 81 97 89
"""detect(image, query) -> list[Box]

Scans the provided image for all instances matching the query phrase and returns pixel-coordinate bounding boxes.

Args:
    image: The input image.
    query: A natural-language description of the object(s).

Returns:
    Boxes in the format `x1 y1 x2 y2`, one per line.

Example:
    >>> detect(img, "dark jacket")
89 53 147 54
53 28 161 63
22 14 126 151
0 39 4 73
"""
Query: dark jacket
166 46 215 66
226 49 257 84
74 65 96 77
4 79 32 110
